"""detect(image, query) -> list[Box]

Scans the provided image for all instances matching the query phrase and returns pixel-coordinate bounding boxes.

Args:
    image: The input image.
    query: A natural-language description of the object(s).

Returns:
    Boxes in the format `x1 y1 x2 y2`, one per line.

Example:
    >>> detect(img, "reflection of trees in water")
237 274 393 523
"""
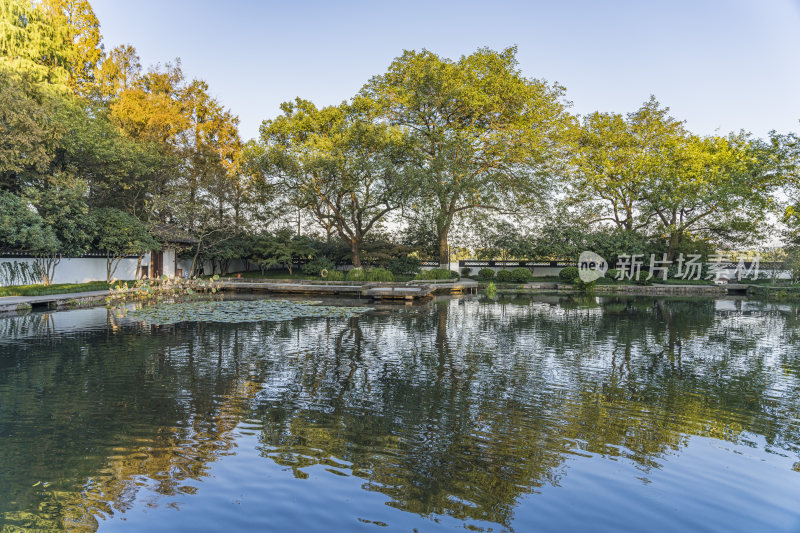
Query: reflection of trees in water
0 298 799 530
0 320 266 531
253 297 800 528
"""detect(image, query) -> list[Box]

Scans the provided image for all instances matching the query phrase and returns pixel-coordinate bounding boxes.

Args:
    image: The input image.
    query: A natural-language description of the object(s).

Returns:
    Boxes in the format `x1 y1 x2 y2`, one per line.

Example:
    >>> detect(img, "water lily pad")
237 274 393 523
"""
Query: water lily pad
128 299 372 326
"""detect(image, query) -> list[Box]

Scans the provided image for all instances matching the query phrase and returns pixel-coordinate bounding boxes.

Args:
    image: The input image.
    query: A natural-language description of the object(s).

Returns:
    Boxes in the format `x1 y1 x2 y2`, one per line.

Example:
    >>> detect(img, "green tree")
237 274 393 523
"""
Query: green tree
0 67 63 192
90 208 159 282
54 98 176 216
24 177 93 284
362 46 572 264
251 229 314 276
259 97 407 267
0 190 59 256
0 0 71 86
94 43 141 100
642 133 779 258
41 0 103 92
569 97 685 232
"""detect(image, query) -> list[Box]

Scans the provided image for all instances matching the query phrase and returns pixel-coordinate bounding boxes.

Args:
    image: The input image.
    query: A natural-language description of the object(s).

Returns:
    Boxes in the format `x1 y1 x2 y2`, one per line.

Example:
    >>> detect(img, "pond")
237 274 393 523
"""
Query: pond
0 295 799 532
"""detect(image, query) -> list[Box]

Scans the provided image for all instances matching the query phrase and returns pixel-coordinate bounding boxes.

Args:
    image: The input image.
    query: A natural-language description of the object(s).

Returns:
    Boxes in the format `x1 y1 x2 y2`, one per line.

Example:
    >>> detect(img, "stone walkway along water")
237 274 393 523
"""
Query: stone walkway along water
0 290 110 314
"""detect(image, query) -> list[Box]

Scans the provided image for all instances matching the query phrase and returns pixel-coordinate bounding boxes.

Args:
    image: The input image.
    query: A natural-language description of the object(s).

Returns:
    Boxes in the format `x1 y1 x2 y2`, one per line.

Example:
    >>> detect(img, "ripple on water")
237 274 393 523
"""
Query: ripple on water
0 296 799 532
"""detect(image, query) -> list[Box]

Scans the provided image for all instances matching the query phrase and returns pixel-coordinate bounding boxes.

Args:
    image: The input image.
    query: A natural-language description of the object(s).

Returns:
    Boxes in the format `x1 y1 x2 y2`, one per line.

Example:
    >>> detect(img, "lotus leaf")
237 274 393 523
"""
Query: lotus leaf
128 299 372 326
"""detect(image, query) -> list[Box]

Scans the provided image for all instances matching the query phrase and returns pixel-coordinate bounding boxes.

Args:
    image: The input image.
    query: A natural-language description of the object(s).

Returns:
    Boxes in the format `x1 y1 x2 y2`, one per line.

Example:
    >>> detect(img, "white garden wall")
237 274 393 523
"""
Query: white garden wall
0 257 142 285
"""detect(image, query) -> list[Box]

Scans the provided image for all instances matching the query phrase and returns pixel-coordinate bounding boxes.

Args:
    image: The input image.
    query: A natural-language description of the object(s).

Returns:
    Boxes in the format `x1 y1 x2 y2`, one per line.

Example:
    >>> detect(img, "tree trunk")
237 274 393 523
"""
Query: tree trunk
437 233 449 268
190 240 204 278
667 232 681 261
350 240 362 268
135 254 144 280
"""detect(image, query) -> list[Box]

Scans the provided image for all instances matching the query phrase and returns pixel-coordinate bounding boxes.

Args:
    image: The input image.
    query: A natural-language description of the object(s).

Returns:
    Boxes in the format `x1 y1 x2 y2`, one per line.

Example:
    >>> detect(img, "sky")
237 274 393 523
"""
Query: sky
91 0 800 142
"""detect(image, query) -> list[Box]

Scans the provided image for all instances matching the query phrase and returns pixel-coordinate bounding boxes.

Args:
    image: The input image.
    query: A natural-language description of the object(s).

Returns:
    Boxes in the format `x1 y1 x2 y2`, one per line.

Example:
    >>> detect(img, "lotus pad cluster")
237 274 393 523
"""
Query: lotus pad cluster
128 299 371 325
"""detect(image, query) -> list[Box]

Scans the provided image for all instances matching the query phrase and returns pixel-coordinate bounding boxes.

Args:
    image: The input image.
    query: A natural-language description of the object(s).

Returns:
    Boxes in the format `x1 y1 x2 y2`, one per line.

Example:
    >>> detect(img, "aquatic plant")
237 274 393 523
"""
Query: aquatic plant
127 299 372 326
106 276 223 304
485 281 497 298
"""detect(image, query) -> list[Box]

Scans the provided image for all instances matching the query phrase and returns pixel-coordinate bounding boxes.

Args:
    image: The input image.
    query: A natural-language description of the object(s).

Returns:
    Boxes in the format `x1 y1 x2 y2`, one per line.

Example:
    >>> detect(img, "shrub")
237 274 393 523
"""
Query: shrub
344 267 393 282
511 267 533 283
461 267 472 277
559 266 579 283
496 270 513 282
325 270 344 281
366 268 394 282
346 268 366 281
387 256 421 276
485 281 497 298
415 268 458 280
605 268 620 280
302 257 335 277
478 268 495 281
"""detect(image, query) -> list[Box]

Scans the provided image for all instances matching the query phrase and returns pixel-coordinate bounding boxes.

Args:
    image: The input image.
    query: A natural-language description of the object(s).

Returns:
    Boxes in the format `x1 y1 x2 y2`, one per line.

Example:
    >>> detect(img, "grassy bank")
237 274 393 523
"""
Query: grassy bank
0 281 119 297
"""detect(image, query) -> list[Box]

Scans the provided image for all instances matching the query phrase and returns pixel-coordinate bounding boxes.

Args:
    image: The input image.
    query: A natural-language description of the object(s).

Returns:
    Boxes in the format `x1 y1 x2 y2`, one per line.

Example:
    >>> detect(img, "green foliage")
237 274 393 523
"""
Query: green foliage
124 299 371 326
90 207 158 282
0 261 42 286
0 0 72 85
259 97 409 268
473 220 535 261
387 255 421 276
478 268 495 281
324 269 344 281
415 268 458 280
485 281 497 298
362 46 572 263
344 267 394 282
345 268 366 281
55 99 175 213
365 268 393 282
559 267 579 283
605 269 620 280
251 229 313 276
0 67 62 191
569 97 783 256
496 270 514 283
25 178 93 257
0 280 113 297
510 267 533 283
302 256 335 277
106 276 222 303
461 267 472 276
0 190 59 254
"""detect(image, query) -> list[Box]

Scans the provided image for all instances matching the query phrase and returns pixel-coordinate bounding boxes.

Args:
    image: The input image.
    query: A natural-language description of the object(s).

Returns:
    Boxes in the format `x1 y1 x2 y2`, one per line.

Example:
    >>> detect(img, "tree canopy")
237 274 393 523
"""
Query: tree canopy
0 0 797 281
360 46 574 264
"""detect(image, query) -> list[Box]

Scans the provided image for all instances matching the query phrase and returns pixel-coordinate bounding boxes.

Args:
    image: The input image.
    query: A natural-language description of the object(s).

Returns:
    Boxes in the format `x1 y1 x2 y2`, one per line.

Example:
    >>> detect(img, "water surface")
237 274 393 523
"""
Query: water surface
1 295 799 532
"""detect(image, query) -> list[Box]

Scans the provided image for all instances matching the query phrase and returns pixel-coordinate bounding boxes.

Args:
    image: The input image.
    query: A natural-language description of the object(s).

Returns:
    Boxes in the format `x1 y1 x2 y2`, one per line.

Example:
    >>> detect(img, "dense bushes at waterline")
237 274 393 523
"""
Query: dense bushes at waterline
415 269 459 280
559 267 580 283
478 268 495 281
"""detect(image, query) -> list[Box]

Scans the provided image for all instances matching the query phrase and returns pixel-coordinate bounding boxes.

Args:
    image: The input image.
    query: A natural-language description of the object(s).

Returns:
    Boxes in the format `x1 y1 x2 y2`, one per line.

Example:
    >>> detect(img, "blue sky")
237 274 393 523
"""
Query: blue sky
91 0 800 141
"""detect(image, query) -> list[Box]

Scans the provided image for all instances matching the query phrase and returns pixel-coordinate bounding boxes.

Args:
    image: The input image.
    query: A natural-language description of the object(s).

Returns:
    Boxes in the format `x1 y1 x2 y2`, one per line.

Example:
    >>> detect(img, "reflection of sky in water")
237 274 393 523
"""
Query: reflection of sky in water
0 295 799 532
